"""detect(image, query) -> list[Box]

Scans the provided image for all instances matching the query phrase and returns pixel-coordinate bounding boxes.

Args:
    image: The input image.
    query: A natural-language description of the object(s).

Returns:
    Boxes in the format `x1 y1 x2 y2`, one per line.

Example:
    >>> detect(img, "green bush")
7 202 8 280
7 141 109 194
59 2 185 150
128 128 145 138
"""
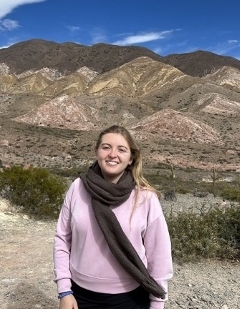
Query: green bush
1 165 239 263
219 185 240 203
50 166 85 179
0 165 67 220
167 204 240 263
145 173 209 195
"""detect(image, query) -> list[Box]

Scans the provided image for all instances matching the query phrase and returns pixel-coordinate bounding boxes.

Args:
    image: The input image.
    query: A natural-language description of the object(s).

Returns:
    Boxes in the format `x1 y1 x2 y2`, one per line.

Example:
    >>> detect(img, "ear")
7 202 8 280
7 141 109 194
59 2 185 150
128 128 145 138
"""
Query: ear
128 158 133 165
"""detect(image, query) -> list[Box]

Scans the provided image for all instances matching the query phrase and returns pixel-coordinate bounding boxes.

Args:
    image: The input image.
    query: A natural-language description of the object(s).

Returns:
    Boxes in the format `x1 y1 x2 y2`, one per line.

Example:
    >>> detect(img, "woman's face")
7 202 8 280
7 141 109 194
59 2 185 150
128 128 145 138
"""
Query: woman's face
96 133 133 183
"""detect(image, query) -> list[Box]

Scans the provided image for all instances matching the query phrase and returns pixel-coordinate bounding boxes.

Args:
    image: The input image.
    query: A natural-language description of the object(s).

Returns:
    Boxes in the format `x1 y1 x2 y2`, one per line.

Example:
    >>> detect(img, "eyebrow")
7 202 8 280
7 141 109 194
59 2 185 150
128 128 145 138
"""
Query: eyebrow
101 143 129 150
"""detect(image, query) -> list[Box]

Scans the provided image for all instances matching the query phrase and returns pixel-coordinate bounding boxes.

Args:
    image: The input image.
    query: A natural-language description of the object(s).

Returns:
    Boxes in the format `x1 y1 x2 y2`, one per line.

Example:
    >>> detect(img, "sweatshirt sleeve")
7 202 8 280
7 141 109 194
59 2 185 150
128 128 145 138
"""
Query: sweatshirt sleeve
53 180 76 293
143 193 173 309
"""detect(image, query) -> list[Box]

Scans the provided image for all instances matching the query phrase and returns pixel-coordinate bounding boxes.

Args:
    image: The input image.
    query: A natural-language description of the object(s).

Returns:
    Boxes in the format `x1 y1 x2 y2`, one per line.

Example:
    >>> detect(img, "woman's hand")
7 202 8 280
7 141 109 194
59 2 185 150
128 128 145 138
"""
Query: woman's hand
59 294 78 309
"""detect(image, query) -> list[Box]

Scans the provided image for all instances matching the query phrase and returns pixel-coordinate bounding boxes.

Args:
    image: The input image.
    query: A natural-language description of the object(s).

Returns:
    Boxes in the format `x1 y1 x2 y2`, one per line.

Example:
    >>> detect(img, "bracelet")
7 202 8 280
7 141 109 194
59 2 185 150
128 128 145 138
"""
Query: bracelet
58 291 73 299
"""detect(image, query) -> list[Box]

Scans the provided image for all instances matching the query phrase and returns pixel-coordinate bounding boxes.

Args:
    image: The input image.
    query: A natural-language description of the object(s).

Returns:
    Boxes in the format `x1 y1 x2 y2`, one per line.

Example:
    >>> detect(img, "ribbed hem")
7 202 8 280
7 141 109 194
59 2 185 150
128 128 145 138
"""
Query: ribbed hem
71 270 139 294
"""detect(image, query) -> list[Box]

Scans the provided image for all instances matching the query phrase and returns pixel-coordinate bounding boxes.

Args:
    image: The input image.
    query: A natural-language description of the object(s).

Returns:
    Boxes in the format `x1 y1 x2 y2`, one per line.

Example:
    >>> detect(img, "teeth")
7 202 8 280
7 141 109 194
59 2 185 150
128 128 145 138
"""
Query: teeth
107 161 118 165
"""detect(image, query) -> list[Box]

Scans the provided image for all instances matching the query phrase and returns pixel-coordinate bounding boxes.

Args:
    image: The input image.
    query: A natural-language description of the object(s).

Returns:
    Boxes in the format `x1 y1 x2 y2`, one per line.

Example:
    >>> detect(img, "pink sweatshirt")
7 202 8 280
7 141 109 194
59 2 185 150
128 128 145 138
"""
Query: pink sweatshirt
53 178 173 309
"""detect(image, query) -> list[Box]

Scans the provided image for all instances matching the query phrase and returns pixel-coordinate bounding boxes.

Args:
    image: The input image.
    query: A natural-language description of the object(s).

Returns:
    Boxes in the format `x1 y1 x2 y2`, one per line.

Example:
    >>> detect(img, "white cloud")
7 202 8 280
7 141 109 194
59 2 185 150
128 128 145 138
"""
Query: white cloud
112 31 174 45
0 36 18 48
0 19 19 31
228 39 238 44
0 44 11 49
0 37 18 48
152 47 163 54
90 28 107 44
66 25 80 32
0 0 46 19
209 41 240 56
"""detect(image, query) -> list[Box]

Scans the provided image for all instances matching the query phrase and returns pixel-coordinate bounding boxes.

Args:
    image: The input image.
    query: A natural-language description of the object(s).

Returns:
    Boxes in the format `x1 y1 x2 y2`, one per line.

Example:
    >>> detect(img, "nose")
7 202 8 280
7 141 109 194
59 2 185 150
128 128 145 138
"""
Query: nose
108 148 117 157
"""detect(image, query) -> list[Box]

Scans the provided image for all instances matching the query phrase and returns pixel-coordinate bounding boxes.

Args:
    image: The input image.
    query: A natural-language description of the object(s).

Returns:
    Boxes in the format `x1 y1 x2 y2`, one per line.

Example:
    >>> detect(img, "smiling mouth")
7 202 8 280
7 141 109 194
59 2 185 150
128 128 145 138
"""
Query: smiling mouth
106 160 119 165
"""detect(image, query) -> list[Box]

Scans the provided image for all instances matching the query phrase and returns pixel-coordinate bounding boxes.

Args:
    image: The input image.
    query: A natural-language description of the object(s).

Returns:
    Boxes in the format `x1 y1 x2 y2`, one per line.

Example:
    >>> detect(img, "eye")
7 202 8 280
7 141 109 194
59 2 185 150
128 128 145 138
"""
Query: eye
119 147 127 153
101 145 110 150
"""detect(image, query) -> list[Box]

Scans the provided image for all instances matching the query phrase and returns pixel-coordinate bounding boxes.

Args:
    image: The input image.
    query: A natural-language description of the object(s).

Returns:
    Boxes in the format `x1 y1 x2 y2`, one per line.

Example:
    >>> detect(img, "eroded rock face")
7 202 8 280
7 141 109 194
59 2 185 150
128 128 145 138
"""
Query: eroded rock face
130 109 224 146
0 45 240 172
14 95 97 131
0 63 10 75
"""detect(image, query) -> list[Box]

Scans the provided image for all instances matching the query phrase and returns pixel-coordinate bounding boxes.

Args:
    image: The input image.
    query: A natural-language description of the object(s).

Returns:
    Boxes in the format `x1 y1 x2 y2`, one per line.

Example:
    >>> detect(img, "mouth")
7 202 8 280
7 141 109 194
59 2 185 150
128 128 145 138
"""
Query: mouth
106 160 119 166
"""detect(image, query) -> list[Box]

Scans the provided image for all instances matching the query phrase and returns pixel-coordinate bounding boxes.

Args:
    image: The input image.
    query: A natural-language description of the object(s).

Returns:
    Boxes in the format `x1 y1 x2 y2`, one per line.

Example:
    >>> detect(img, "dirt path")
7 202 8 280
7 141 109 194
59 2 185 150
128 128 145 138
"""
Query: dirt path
0 198 239 309
0 199 58 309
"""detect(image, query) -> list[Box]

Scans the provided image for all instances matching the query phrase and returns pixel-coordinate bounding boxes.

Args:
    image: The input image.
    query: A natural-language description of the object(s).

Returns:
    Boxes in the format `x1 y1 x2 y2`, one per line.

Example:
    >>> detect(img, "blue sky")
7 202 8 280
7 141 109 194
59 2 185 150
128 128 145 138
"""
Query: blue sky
0 0 240 59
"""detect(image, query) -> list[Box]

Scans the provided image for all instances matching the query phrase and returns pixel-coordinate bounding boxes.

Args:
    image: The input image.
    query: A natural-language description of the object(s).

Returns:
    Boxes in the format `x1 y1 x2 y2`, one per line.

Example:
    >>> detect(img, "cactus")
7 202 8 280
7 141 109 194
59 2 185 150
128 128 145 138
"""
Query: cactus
210 166 220 197
170 164 176 180
164 163 177 201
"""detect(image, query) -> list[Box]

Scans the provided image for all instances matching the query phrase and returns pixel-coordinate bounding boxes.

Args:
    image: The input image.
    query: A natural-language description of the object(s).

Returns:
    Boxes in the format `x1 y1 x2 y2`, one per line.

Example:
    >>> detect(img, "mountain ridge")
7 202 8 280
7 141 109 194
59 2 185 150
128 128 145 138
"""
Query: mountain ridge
1 39 240 77
0 40 240 178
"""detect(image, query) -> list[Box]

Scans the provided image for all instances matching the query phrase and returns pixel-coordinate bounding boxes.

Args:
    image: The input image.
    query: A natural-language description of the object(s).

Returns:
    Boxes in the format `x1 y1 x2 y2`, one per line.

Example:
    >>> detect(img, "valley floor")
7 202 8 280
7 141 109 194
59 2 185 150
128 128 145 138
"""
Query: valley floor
0 197 239 309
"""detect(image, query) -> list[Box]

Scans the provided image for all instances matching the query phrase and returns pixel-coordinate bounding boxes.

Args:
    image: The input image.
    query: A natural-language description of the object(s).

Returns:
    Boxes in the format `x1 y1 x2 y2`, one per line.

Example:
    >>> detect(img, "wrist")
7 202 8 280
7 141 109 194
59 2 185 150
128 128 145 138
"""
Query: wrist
58 291 73 299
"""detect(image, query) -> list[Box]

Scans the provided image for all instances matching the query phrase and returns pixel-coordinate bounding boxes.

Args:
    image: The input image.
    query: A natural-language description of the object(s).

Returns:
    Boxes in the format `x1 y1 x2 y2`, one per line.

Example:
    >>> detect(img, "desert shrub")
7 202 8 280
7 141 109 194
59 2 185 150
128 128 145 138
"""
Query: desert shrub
145 173 202 195
51 163 91 179
0 165 67 220
167 204 240 263
219 184 240 203
51 166 83 178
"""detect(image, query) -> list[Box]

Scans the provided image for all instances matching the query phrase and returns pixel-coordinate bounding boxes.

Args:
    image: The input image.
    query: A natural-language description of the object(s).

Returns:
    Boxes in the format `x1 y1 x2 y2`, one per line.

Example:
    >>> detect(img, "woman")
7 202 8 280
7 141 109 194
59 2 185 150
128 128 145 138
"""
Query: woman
53 125 173 309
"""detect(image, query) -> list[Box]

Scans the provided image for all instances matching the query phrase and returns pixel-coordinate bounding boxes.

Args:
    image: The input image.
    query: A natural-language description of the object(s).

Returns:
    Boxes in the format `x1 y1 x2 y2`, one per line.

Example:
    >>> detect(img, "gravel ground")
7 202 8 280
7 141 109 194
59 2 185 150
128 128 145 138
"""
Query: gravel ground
161 193 240 309
0 195 239 309
160 192 235 216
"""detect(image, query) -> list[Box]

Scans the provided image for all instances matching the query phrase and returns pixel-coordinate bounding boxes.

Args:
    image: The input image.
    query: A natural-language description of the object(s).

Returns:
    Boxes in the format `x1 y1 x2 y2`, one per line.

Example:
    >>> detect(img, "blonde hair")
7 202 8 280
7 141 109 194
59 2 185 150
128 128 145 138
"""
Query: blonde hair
95 125 158 192
95 125 160 222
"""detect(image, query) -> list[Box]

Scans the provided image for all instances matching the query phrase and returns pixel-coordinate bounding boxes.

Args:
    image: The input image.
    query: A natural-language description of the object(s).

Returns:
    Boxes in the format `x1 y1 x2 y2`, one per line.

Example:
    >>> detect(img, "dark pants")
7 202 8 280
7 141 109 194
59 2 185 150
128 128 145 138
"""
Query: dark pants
71 280 150 309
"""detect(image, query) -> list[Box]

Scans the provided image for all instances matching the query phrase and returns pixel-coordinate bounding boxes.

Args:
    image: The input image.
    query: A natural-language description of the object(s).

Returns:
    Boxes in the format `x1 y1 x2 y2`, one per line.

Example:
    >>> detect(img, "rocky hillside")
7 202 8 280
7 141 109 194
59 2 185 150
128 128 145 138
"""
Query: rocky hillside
0 40 240 178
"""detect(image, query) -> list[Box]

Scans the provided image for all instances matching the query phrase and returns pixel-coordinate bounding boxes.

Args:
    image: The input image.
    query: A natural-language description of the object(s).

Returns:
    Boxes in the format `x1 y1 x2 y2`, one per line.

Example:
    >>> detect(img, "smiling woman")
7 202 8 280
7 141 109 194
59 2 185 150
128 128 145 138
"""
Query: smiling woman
95 132 133 183
53 125 173 309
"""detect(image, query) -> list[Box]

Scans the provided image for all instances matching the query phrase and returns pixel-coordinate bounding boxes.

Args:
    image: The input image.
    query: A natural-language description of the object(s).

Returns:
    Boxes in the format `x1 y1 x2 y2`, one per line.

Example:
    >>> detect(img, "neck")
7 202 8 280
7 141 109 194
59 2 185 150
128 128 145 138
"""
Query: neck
102 172 124 184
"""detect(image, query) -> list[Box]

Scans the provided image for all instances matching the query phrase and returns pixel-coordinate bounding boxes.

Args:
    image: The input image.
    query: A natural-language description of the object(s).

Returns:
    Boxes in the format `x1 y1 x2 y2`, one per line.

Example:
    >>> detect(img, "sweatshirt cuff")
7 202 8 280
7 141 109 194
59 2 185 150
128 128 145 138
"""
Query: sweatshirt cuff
150 300 165 309
56 278 72 294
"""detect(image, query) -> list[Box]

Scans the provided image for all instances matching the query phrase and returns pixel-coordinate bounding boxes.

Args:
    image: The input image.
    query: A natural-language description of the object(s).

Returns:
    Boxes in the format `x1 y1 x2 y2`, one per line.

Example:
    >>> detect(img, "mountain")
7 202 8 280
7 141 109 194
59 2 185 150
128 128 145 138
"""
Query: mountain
0 39 240 181
164 50 240 77
0 39 164 75
1 39 240 77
